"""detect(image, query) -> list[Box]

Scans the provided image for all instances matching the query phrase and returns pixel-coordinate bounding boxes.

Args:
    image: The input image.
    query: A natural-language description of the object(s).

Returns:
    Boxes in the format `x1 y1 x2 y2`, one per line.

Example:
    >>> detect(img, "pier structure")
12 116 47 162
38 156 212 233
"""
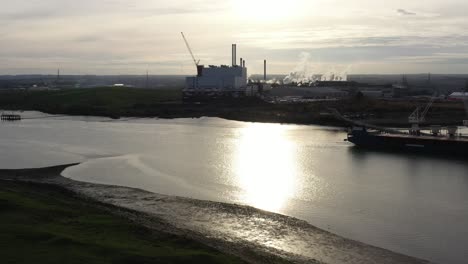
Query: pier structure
1 114 22 121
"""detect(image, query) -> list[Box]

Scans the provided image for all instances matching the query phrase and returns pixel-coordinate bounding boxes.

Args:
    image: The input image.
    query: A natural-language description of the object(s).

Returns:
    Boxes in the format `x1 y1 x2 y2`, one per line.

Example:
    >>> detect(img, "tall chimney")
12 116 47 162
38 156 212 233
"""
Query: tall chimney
240 58 243 68
243 60 246 68
197 65 203 77
232 44 237 66
264 60 267 81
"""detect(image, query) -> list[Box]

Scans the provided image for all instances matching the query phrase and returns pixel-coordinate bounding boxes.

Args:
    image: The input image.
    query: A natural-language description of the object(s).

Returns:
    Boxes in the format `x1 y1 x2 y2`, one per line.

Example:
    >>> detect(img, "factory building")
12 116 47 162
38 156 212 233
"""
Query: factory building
185 65 247 95
183 43 249 99
448 92 468 101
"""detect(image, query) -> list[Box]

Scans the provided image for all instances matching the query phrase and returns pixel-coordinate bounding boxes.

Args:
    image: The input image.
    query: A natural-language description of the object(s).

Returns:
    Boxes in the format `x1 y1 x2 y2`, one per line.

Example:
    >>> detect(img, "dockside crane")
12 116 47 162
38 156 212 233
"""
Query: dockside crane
407 94 438 135
408 94 437 124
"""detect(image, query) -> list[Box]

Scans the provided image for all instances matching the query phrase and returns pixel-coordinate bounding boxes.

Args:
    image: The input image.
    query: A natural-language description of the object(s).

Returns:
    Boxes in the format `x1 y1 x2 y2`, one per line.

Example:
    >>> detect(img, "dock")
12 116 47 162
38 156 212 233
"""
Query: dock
328 108 405 135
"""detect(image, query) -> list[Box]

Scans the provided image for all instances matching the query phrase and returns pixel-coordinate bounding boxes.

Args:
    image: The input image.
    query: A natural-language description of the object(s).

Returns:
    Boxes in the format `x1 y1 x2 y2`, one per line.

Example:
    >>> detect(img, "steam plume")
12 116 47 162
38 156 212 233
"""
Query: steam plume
283 52 351 85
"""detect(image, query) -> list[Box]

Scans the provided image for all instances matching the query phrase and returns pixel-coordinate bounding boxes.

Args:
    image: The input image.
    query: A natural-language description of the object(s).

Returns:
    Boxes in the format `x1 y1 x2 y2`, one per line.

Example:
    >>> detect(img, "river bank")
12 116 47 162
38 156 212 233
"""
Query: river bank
0 164 432 264
0 88 466 127
0 180 244 264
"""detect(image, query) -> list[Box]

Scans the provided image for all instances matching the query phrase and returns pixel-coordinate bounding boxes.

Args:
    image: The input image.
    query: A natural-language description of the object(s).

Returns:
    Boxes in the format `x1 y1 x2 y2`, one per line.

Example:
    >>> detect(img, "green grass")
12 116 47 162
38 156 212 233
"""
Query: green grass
0 88 181 117
0 88 465 125
0 180 244 264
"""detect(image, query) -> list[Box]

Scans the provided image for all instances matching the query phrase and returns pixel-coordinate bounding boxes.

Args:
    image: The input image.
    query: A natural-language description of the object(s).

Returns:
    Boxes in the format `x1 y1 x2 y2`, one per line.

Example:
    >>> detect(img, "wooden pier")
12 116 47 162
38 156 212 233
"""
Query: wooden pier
1 114 21 121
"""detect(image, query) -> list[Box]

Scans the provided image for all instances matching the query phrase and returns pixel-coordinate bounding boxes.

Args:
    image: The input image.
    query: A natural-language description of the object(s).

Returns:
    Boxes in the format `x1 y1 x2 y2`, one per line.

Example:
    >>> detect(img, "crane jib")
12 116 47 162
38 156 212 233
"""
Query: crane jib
181 32 199 67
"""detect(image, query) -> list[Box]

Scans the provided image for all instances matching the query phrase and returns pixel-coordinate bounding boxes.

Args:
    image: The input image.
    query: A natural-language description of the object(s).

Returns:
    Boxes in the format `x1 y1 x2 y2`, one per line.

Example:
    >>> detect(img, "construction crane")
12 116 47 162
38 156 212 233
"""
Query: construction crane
181 32 200 68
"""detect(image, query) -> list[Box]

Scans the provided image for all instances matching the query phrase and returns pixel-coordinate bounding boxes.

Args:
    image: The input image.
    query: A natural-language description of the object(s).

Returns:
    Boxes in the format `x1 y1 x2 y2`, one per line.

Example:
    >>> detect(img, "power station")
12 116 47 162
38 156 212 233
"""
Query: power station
182 33 261 100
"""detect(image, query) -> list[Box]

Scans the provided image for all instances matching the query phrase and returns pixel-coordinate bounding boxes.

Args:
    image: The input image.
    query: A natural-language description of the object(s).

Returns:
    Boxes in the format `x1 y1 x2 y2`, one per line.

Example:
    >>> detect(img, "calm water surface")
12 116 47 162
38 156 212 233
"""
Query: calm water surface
1 112 467 264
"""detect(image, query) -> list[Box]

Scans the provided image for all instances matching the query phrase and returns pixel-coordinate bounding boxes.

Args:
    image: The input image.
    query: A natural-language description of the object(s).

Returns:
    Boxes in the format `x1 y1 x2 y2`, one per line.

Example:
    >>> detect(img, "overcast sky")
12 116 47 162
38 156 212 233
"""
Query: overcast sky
1 0 468 75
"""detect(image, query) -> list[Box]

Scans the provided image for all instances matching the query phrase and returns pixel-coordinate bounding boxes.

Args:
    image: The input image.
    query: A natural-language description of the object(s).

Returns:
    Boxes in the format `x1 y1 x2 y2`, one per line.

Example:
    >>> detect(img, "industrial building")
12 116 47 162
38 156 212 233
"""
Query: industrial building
184 62 248 98
448 92 468 100
182 33 252 99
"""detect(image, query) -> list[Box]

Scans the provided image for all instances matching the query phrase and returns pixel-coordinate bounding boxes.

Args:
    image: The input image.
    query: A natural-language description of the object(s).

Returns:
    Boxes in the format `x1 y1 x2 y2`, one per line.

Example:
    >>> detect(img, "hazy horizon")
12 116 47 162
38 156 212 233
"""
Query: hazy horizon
3 73 468 77
2 0 468 75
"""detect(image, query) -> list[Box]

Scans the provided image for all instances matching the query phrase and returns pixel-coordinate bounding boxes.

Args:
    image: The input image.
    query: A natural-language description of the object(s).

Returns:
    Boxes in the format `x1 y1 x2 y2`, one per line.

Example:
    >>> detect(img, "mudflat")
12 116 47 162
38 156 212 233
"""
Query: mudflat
0 168 245 264
0 165 433 264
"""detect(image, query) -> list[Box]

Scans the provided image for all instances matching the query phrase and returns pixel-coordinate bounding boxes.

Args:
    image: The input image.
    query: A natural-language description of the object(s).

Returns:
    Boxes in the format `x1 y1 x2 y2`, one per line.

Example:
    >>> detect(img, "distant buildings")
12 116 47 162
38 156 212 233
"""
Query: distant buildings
312 81 359 88
391 84 409 98
112 84 134 88
269 85 348 100
448 92 468 100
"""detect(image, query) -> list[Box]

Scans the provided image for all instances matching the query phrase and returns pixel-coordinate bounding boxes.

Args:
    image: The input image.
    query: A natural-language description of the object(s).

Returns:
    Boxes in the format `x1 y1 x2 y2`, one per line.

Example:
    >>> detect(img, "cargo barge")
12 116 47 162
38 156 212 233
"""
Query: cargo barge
347 127 468 156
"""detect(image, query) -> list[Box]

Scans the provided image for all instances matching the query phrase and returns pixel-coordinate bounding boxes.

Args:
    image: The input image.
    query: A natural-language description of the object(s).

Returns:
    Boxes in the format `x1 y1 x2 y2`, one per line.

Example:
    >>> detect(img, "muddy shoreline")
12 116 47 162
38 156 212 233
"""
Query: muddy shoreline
0 164 433 264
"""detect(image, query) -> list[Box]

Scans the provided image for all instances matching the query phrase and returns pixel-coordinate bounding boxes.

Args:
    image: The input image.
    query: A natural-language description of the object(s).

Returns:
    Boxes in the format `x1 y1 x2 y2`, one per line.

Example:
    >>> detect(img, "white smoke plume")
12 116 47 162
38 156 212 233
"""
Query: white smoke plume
283 52 351 85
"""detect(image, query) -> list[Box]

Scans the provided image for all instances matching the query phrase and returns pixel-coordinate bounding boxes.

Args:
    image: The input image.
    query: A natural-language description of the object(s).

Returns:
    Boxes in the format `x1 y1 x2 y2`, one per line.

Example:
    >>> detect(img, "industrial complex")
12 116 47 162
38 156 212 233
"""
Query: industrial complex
181 33 270 100
184 45 248 98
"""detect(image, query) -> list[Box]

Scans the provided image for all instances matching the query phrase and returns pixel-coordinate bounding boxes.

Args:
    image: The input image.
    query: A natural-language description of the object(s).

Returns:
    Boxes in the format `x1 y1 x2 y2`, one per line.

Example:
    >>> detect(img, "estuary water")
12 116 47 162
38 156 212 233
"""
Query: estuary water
1 111 467 264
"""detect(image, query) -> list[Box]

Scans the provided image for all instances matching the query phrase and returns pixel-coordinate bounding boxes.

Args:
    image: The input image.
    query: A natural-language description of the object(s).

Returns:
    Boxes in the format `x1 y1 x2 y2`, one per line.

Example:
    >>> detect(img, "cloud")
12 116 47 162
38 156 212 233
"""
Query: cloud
237 27 468 50
397 9 416 16
2 0 468 74
0 10 56 21
389 52 468 64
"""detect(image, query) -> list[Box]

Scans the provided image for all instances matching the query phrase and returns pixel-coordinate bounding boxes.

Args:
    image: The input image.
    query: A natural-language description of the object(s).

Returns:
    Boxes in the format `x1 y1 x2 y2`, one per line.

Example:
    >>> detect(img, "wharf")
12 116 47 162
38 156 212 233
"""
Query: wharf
1 114 21 121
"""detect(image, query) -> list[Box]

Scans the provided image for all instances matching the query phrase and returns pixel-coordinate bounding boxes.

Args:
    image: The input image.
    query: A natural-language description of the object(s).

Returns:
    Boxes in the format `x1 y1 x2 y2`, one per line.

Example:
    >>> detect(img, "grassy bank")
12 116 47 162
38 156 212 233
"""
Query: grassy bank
0 88 342 124
0 88 466 126
0 88 181 118
0 180 244 264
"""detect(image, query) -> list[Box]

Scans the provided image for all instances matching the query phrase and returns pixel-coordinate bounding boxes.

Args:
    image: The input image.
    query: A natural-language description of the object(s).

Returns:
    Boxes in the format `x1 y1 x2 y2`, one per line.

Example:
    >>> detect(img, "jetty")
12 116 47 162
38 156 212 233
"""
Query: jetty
1 114 21 121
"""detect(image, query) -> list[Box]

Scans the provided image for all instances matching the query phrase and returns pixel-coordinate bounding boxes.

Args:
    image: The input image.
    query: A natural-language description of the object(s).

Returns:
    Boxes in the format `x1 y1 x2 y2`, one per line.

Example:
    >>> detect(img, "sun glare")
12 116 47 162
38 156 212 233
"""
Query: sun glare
235 123 298 212
231 0 299 22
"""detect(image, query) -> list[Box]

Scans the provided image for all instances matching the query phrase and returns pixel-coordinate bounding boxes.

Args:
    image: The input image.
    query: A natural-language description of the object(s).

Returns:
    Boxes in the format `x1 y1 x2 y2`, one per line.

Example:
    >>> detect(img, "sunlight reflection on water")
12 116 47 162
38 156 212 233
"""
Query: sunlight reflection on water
2 114 468 264
235 123 299 212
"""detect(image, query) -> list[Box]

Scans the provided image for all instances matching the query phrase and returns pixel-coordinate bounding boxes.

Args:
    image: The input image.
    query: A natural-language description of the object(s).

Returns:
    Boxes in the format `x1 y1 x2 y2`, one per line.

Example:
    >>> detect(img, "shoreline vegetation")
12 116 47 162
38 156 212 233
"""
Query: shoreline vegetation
0 87 466 127
0 169 245 264
0 164 431 264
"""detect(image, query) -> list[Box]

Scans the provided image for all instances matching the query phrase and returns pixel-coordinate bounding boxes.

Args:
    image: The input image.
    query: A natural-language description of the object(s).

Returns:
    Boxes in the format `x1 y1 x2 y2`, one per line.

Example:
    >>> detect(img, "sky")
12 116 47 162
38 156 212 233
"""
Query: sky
1 0 468 75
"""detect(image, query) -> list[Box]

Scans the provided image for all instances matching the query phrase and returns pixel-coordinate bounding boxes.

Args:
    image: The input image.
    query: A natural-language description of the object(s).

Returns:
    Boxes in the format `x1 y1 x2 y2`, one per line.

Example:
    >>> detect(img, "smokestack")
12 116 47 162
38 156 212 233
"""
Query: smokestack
240 58 243 68
232 44 237 66
243 60 246 68
146 70 149 89
264 60 267 81
197 65 203 77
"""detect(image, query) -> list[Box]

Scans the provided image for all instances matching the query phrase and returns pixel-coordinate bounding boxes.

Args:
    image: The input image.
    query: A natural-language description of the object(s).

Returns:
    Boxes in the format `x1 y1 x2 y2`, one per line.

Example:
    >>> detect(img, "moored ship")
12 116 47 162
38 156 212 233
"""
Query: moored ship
347 126 468 156
345 92 468 156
